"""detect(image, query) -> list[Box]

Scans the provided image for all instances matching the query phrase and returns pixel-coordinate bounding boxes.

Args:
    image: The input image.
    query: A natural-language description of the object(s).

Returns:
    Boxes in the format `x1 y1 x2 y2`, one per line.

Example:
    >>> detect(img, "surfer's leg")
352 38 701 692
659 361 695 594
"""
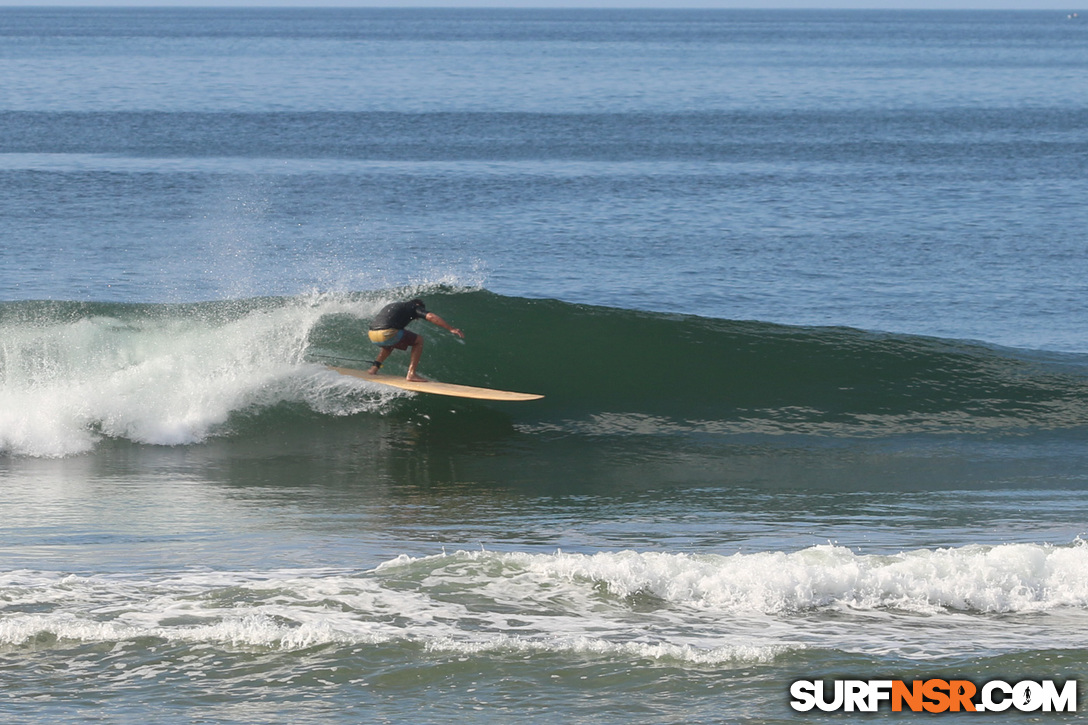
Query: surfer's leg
368 347 392 375
406 337 428 382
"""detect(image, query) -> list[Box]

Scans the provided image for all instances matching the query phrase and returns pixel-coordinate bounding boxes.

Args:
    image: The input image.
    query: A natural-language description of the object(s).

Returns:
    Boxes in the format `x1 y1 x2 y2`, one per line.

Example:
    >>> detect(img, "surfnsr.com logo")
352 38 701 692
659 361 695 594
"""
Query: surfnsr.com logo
790 679 1077 713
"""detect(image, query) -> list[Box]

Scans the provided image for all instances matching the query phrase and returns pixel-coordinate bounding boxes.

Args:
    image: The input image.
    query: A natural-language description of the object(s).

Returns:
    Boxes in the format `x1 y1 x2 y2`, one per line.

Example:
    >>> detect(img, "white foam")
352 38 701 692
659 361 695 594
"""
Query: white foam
421 633 795 665
379 540 1088 615
0 294 402 457
3 541 1086 664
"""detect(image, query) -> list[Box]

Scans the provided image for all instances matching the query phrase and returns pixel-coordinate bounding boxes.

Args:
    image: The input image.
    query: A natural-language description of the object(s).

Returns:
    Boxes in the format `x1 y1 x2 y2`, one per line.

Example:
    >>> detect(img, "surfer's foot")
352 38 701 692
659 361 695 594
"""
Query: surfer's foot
367 366 380 375
406 373 429 382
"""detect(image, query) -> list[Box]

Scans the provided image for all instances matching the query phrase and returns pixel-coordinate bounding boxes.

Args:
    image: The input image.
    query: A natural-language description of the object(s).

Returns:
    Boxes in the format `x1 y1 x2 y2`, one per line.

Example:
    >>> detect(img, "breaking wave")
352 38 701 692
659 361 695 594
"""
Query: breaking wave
3 288 1088 457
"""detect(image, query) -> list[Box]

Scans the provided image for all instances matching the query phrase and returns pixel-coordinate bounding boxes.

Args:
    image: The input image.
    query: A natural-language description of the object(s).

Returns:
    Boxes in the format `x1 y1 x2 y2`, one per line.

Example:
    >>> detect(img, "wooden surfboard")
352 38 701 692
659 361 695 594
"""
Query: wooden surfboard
327 366 543 401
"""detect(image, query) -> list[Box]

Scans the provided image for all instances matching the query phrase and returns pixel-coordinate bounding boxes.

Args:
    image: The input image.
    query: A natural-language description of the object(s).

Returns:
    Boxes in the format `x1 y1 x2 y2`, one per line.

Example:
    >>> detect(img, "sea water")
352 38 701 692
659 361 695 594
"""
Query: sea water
1 8 1087 723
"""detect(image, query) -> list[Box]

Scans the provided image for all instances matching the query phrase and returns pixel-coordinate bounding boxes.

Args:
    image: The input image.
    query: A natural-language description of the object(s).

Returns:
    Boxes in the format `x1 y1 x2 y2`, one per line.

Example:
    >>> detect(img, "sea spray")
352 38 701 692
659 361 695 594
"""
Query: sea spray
0 295 396 456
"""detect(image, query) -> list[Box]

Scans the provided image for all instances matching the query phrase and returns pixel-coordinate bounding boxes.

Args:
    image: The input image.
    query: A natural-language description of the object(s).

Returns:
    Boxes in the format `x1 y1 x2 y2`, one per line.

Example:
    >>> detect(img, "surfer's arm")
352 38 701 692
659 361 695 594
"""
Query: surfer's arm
424 312 465 339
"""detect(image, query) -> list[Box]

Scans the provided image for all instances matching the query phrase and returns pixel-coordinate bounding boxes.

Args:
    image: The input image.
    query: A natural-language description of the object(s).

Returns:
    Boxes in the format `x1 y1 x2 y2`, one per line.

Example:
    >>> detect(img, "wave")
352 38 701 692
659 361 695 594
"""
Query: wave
379 540 1088 616
2 541 1086 663
3 289 1088 457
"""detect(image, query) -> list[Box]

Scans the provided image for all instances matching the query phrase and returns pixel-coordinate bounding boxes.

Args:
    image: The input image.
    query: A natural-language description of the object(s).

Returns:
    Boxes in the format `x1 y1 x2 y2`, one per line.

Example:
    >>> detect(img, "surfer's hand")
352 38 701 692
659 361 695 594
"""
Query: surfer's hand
451 328 465 339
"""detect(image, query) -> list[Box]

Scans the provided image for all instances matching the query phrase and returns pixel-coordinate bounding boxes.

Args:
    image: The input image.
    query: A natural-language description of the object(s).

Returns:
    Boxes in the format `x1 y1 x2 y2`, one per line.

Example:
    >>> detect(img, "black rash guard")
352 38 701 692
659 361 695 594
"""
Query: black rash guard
369 300 428 331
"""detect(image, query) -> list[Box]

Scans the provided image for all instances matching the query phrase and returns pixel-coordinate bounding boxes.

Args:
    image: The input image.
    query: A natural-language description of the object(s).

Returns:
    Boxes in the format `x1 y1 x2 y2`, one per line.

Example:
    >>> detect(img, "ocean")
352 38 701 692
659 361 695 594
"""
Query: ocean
1 7 1087 723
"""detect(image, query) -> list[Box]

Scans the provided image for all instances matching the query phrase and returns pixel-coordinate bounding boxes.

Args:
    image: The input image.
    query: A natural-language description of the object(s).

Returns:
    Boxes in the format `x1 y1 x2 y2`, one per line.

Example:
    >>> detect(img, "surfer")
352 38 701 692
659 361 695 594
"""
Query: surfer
366 298 464 381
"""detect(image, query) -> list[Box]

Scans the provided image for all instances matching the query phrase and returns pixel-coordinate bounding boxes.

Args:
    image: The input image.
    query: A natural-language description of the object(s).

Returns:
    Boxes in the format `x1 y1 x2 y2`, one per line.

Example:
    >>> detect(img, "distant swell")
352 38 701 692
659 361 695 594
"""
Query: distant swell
3 289 1088 457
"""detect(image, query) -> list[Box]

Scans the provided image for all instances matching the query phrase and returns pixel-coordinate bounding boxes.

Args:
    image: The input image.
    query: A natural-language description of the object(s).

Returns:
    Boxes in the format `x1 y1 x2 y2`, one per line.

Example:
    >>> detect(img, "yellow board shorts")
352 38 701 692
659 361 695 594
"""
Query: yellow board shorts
368 328 418 350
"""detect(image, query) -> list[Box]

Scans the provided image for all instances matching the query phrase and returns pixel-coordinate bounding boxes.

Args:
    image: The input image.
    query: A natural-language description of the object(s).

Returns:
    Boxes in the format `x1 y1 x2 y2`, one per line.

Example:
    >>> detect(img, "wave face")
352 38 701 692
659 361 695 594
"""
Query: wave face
3 289 1088 458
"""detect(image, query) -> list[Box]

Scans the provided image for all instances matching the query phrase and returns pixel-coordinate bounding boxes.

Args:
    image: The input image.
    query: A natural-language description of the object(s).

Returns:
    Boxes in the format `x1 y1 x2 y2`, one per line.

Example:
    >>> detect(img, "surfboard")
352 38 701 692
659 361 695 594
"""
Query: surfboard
327 366 544 401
